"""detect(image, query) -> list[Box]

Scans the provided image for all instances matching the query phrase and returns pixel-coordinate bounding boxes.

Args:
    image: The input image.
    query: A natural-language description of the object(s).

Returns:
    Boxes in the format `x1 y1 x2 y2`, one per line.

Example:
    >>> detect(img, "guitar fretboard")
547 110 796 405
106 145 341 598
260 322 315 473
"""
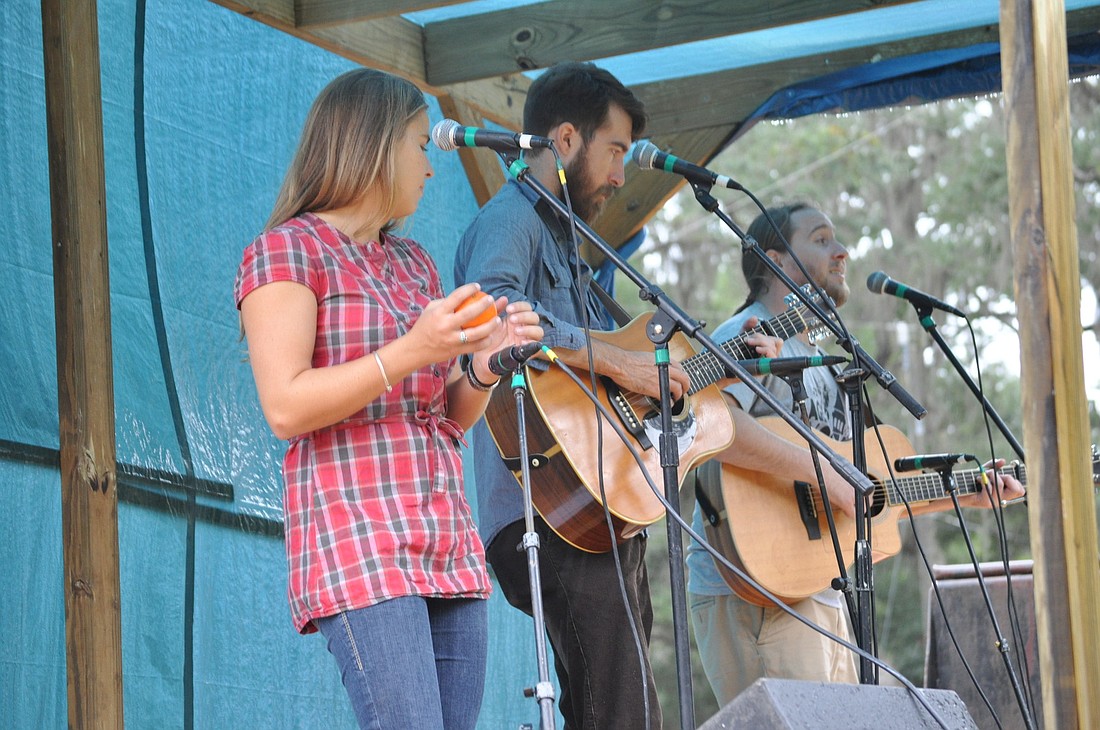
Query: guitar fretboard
682 307 814 394
880 463 1027 506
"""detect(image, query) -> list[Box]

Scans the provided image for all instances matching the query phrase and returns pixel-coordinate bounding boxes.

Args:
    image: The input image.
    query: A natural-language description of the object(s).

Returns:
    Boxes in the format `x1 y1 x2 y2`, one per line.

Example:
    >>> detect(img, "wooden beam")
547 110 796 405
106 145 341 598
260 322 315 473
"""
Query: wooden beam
210 0 427 80
208 0 530 130
40 1 124 728
422 0 922 86
294 0 464 29
443 75 529 131
1001 0 1100 728
211 0 1100 142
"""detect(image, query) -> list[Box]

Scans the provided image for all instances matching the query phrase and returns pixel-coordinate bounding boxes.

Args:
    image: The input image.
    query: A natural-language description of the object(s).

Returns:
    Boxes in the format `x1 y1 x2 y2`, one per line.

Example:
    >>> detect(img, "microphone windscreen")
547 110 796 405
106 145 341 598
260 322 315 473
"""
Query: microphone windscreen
431 119 461 152
631 140 659 169
866 270 889 294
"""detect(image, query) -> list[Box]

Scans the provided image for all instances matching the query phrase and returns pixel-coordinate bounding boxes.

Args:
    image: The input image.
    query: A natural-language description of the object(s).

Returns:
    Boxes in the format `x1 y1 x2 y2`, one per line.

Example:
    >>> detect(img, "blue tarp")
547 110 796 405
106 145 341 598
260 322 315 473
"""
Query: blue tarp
736 34 1100 139
4 0 1097 727
1 0 537 727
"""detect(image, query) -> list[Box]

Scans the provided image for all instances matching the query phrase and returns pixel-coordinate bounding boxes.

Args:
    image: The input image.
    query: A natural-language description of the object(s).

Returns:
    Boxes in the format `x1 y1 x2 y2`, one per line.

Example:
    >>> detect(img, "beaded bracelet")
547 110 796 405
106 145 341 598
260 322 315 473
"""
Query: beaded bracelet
465 361 500 392
373 351 393 392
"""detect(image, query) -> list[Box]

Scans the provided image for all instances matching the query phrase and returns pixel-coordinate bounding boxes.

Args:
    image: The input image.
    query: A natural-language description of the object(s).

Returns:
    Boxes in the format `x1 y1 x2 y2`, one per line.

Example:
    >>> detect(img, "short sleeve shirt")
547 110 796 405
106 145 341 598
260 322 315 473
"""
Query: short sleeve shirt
235 213 490 633
686 301 849 605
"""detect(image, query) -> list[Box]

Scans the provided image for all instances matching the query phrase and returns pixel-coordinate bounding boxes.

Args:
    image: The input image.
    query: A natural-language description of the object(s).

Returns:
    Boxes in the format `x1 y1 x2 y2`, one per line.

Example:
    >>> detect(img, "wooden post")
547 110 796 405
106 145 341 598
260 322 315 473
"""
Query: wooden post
41 1 125 727
1000 1 1100 728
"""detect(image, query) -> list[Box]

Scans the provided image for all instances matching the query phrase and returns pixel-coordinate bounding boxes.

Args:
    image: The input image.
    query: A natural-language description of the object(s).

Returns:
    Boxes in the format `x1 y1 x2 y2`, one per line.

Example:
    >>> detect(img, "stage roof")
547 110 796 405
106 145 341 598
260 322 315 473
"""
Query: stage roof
212 0 1100 247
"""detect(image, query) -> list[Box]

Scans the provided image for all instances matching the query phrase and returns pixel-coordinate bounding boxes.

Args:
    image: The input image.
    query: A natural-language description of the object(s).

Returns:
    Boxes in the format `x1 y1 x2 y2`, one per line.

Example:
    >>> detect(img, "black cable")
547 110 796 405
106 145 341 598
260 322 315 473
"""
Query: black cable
133 3 197 728
964 319 1036 720
555 150 653 730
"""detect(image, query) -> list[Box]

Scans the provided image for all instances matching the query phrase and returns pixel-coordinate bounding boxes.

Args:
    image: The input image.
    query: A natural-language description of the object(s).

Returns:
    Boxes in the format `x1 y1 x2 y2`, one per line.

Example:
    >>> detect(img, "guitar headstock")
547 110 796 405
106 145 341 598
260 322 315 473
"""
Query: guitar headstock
783 284 836 345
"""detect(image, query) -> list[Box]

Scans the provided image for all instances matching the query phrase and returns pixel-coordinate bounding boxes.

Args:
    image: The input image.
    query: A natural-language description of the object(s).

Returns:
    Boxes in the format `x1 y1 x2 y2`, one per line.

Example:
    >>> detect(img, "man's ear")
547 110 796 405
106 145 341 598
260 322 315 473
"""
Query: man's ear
552 122 581 156
765 248 786 268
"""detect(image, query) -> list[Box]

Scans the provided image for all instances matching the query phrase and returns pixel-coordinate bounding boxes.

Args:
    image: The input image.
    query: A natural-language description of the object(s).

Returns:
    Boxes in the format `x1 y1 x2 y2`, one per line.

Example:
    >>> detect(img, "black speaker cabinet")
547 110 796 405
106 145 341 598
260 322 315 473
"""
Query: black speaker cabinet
924 560 1041 730
699 678 976 729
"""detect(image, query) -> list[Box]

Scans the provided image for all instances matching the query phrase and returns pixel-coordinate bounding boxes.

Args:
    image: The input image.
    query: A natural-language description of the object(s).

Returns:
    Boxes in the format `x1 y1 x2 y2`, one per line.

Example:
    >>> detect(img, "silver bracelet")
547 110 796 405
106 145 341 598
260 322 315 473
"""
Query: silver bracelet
465 361 499 392
373 351 393 392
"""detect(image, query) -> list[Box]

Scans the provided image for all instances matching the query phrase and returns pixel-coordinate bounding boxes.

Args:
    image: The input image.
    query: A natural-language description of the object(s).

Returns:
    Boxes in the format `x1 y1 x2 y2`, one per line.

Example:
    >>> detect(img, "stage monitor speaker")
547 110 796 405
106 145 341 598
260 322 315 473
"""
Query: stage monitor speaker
924 560 1041 730
698 678 977 729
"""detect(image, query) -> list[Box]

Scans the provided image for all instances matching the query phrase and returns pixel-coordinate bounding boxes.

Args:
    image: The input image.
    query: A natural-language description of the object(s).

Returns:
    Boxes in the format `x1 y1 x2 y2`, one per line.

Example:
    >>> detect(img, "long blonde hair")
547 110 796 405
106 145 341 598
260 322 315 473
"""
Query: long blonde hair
266 68 427 232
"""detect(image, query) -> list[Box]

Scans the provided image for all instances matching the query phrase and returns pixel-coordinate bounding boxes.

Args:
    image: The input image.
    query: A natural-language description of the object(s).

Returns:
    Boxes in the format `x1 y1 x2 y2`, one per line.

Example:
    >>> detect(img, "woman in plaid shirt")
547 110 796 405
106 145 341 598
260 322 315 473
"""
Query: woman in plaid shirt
235 69 542 729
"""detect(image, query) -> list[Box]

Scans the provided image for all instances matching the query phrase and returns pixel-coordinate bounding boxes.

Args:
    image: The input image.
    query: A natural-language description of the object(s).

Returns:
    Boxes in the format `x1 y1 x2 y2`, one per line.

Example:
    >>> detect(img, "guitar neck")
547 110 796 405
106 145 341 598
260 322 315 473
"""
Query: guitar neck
882 463 1026 506
682 308 814 394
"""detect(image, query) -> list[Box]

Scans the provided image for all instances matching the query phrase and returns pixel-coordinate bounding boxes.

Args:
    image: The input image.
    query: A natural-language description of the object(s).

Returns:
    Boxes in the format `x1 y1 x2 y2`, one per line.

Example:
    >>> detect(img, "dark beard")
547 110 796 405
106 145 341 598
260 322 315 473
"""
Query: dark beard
563 144 615 223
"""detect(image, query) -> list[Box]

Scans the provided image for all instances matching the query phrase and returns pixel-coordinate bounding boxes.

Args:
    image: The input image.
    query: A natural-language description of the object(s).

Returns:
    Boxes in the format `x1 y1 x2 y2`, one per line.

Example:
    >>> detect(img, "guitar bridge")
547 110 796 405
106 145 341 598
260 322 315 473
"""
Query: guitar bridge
794 481 822 541
602 377 653 451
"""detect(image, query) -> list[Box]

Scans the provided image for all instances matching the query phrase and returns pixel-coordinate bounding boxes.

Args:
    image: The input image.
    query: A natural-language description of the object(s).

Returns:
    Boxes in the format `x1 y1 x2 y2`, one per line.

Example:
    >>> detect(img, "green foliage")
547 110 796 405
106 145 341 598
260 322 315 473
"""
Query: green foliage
629 83 1100 726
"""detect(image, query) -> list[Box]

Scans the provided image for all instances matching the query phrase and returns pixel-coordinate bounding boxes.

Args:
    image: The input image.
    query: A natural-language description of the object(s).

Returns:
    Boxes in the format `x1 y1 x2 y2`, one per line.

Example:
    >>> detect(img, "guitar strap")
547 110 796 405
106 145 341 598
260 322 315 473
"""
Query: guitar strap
692 460 724 528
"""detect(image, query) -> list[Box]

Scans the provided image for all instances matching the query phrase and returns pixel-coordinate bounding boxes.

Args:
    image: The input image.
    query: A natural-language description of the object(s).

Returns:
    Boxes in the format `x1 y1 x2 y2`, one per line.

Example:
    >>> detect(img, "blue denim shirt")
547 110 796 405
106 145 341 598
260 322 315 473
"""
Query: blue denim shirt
454 180 609 548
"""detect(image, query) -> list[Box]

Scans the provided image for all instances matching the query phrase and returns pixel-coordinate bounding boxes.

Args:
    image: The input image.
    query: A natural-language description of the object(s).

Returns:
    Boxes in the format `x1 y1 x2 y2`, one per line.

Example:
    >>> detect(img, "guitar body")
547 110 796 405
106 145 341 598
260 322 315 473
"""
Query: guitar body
701 417 915 606
485 315 735 553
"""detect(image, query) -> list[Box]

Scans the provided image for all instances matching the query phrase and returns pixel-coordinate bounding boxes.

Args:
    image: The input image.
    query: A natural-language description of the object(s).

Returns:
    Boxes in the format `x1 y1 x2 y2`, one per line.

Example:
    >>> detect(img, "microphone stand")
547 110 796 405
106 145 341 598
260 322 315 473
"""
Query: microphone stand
915 304 1037 726
686 183 926 683
781 369 864 647
502 358 558 730
836 367 878 683
910 304 1026 461
502 156 875 729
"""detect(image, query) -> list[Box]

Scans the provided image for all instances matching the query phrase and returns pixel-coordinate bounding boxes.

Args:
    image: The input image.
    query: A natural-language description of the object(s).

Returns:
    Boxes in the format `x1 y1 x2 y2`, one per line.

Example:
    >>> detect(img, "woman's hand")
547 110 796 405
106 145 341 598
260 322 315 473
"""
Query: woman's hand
467 298 543 384
407 283 511 365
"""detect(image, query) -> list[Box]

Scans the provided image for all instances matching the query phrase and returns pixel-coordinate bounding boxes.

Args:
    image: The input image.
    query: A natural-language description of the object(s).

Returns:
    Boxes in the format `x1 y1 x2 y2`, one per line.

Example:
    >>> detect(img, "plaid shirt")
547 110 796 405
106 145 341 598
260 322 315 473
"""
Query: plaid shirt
235 213 490 634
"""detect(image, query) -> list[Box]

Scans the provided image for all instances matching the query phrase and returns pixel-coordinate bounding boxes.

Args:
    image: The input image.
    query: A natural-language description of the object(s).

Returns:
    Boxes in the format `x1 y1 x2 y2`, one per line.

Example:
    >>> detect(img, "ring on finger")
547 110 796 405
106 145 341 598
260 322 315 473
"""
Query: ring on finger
459 330 468 345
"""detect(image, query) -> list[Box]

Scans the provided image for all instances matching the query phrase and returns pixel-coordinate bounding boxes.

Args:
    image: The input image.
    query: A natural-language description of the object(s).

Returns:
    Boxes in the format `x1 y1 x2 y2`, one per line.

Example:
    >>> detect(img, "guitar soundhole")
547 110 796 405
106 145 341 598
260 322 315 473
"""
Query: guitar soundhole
671 397 687 418
868 480 887 517
638 395 698 456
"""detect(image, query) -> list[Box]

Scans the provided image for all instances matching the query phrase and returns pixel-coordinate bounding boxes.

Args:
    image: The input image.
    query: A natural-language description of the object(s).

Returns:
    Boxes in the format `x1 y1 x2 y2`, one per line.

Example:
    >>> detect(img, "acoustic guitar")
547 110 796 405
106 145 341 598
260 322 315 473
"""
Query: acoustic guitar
485 289 832 552
699 416 1100 606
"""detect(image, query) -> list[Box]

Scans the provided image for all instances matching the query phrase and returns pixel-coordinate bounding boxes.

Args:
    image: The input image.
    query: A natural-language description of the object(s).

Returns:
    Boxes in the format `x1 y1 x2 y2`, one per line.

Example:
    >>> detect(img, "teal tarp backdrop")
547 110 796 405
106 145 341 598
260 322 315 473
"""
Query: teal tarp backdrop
0 0 541 727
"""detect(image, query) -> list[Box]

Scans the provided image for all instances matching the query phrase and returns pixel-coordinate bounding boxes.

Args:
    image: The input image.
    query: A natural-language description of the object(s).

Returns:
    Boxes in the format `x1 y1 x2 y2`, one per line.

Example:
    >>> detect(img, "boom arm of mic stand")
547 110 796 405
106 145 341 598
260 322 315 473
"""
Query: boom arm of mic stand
503 156 875 497
913 305 1025 460
690 184 927 422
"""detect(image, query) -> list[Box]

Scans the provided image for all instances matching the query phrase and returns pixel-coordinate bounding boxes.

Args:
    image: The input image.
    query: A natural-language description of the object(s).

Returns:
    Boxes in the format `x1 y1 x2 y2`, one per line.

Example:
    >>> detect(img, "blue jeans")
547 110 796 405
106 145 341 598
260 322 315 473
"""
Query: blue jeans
315 596 488 729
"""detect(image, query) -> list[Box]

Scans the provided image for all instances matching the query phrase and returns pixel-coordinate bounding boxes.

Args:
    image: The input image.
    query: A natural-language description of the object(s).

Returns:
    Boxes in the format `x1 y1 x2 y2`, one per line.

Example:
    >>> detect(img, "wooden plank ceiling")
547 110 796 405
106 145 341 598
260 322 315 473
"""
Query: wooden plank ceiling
210 0 1100 259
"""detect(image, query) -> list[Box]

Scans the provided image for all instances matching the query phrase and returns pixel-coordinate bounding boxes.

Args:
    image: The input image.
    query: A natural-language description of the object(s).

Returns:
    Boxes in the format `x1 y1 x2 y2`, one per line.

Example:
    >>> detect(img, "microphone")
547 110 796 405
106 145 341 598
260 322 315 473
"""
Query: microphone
631 140 742 190
487 341 543 376
866 271 966 318
893 453 973 472
732 355 848 377
431 119 553 153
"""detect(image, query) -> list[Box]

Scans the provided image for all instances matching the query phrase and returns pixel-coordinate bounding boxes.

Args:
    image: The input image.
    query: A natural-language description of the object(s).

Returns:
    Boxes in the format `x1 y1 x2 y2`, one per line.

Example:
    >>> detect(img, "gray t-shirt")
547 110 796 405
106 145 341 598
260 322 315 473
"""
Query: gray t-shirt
685 300 850 602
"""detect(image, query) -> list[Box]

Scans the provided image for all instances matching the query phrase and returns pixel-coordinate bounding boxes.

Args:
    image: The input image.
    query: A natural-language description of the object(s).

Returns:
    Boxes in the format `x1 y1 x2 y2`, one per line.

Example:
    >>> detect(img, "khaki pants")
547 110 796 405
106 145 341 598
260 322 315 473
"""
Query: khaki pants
690 592 859 706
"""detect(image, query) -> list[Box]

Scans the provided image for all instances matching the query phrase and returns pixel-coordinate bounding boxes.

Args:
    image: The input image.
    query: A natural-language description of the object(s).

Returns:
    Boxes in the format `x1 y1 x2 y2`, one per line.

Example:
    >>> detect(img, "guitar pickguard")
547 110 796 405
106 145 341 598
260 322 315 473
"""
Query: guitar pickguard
641 397 698 457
